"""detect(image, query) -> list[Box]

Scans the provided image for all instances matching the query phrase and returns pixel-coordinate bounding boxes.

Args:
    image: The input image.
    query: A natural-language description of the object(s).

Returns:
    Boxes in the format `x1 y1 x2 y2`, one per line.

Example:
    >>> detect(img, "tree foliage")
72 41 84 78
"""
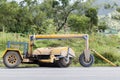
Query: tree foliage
0 0 97 34
68 14 90 33
85 8 98 32
52 0 82 32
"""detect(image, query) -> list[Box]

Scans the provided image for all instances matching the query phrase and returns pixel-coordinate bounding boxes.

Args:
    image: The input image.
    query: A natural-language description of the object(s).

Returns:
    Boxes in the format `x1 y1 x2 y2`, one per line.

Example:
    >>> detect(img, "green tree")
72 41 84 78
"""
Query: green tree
52 0 81 32
68 14 90 33
0 0 97 34
75 0 95 15
17 0 46 33
40 0 53 18
0 1 19 32
85 8 98 32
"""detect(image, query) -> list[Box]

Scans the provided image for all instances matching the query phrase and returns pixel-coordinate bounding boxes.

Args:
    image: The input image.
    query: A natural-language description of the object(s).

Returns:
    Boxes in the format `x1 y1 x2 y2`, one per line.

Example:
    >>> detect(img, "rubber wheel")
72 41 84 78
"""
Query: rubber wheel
79 53 94 67
3 51 21 68
57 57 72 67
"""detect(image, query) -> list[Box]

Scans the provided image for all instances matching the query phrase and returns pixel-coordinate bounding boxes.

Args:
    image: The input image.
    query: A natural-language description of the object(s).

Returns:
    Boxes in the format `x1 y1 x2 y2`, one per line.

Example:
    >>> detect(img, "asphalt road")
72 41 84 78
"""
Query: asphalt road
0 67 120 80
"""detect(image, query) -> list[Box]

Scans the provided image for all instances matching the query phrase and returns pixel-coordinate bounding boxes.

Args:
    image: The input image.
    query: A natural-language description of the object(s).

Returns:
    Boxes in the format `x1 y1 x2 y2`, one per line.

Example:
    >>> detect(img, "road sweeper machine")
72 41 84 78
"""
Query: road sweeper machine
2 34 94 68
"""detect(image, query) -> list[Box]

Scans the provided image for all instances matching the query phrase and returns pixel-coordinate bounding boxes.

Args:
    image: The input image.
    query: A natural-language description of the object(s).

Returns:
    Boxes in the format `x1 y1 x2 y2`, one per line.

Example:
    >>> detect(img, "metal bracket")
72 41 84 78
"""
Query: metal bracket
83 35 88 40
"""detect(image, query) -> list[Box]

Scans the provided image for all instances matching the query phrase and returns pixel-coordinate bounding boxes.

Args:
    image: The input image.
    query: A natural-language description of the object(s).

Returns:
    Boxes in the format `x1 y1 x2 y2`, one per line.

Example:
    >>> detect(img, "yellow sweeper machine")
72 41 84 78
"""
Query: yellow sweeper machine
2 34 94 68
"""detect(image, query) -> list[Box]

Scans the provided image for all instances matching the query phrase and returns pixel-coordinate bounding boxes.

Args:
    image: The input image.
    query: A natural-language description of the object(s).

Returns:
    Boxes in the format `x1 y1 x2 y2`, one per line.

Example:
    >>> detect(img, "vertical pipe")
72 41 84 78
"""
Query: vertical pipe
28 35 33 56
7 41 10 48
86 34 89 50
84 34 90 61
24 43 28 57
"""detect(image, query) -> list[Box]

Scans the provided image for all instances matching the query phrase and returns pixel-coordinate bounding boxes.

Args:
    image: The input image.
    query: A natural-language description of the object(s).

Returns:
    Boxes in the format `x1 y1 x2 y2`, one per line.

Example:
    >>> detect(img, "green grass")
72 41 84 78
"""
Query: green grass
0 32 28 51
0 32 120 67
90 33 120 65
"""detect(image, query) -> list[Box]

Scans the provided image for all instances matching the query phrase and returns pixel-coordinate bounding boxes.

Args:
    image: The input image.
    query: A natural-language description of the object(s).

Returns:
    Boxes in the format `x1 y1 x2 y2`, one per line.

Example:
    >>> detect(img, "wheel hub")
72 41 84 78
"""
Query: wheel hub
8 55 17 64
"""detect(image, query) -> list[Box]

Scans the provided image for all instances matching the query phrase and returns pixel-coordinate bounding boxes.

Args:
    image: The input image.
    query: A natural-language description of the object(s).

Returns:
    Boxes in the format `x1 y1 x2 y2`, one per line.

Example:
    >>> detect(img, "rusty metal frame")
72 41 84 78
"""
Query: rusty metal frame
29 34 90 61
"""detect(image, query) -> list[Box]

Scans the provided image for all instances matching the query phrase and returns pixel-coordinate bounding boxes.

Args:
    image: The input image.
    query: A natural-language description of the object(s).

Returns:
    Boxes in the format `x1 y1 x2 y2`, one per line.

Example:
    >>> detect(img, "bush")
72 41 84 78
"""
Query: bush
68 14 90 33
